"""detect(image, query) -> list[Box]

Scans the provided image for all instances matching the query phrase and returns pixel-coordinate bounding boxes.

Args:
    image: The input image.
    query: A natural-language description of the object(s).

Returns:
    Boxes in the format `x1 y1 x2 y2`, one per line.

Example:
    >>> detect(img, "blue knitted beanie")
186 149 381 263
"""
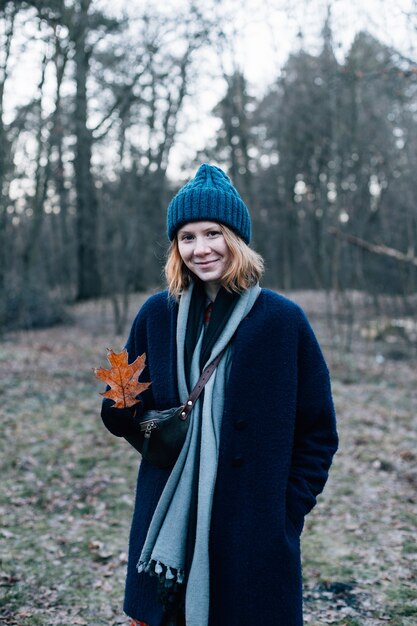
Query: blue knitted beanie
167 163 251 243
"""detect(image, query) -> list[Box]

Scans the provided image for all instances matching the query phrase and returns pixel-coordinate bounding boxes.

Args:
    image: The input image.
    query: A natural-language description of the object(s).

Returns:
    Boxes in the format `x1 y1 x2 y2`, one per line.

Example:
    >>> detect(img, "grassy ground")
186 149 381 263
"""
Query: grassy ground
0 290 416 626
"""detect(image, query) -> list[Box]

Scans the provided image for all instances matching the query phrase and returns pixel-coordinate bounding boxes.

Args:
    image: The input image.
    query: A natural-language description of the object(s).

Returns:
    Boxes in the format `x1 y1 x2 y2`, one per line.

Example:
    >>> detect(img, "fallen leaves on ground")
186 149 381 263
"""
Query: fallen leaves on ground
1 291 416 625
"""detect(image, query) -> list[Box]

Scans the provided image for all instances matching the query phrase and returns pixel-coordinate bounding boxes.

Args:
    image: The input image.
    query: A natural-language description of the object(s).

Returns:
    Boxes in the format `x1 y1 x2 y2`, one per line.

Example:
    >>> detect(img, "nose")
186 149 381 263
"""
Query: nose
193 237 211 256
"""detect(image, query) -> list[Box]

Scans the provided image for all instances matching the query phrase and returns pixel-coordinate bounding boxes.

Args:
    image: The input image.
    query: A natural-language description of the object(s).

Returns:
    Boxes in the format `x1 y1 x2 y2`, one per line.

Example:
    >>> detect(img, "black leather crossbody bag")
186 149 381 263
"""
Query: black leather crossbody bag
127 348 226 469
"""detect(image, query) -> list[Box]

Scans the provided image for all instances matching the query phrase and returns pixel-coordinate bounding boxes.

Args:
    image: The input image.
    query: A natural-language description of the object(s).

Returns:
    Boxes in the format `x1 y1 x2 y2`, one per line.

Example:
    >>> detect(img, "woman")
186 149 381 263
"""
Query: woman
101 163 338 626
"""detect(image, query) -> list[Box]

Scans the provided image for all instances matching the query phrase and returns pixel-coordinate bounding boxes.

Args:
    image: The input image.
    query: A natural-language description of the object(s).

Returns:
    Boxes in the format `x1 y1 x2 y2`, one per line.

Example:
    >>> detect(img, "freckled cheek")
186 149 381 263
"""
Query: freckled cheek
178 245 191 264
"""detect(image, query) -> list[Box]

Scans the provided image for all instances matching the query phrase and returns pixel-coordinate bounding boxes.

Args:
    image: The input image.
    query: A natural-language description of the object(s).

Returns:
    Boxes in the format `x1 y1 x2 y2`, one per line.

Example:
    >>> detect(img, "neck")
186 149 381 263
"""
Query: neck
204 281 221 302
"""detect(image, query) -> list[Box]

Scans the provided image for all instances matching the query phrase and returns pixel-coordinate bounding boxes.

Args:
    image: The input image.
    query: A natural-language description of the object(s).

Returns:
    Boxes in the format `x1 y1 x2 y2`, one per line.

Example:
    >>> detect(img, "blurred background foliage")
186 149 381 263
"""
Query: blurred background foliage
1 0 417 333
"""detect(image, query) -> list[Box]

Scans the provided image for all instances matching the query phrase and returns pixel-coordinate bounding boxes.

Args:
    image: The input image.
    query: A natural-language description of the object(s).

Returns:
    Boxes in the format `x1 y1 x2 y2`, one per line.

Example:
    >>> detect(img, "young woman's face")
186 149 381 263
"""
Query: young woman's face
177 221 231 298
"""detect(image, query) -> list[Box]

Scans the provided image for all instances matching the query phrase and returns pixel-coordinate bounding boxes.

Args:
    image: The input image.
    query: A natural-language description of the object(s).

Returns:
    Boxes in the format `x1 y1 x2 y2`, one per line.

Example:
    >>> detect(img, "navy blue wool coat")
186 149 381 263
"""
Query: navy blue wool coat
101 288 338 626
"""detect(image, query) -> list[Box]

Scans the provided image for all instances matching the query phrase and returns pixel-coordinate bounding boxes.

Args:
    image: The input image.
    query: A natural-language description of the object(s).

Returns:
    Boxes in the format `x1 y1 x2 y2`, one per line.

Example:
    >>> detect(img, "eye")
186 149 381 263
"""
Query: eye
207 230 221 237
180 233 194 241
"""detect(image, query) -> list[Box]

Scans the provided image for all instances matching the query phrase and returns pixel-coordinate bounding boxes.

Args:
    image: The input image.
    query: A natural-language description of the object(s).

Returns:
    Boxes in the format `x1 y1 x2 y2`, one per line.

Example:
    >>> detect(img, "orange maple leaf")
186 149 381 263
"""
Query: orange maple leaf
94 348 151 409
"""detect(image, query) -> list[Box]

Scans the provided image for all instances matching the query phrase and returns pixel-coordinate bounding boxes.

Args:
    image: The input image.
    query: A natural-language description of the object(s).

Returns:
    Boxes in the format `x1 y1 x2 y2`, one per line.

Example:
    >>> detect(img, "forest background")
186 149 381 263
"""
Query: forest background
1 0 416 625
1 0 417 331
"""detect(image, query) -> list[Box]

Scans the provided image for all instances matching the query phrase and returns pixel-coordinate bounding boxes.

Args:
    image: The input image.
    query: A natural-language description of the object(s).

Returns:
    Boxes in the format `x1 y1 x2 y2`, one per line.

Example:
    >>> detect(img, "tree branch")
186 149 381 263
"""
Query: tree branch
328 227 417 267
90 67 147 138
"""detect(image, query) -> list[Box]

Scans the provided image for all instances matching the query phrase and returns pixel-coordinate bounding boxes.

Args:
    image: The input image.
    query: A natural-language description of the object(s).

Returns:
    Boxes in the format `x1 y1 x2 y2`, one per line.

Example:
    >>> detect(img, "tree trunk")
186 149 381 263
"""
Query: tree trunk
21 51 49 278
73 0 101 299
0 4 16 301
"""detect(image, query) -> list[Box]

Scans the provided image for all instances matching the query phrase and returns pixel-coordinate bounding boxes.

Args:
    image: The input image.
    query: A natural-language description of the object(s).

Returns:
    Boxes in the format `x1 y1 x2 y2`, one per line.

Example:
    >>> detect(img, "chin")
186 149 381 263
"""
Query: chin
199 273 222 282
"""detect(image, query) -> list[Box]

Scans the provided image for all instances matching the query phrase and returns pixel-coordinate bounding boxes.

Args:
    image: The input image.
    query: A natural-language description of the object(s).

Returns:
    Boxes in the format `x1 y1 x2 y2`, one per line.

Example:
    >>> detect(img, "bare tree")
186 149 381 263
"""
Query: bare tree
0 2 17 327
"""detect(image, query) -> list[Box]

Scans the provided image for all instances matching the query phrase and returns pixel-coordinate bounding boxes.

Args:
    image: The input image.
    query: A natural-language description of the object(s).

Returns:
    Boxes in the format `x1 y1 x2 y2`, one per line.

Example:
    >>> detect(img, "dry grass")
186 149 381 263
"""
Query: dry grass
1 290 416 626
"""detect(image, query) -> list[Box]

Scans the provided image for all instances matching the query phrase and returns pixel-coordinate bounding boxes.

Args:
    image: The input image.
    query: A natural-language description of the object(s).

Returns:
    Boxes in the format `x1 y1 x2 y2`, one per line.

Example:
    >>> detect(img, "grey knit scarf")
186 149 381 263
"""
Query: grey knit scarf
137 281 261 626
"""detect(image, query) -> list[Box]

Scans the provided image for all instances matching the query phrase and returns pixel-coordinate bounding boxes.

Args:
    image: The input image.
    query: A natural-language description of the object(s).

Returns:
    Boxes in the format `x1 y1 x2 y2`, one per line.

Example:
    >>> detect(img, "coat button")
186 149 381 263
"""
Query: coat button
234 419 247 431
232 456 245 468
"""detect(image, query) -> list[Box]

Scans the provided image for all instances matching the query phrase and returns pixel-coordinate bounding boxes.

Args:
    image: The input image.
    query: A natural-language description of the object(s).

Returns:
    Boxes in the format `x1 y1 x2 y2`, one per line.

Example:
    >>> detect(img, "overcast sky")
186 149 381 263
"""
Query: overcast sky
144 0 415 178
4 0 416 179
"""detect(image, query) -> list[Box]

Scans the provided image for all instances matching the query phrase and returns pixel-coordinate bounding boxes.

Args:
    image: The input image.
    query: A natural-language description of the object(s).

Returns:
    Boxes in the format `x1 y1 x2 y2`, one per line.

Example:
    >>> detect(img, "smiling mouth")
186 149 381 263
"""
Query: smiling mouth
196 260 218 266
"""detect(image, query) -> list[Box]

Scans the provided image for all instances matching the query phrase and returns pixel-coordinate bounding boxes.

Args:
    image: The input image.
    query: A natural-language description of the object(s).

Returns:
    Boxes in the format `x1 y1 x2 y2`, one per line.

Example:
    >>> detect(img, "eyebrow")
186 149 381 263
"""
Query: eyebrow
178 226 219 235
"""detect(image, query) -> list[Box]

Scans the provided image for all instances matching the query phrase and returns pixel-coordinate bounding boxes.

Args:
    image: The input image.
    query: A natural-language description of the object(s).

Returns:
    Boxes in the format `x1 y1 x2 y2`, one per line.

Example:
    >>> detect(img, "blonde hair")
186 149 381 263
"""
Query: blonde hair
164 223 264 299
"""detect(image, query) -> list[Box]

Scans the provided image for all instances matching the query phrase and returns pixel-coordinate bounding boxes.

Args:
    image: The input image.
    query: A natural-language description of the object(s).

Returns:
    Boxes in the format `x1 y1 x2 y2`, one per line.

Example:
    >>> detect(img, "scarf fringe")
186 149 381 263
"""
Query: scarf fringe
137 559 185 587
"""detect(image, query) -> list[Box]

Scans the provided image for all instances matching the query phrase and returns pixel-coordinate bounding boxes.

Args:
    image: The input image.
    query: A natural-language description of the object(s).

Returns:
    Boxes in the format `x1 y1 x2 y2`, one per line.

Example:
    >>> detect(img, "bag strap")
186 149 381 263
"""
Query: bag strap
178 347 227 421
